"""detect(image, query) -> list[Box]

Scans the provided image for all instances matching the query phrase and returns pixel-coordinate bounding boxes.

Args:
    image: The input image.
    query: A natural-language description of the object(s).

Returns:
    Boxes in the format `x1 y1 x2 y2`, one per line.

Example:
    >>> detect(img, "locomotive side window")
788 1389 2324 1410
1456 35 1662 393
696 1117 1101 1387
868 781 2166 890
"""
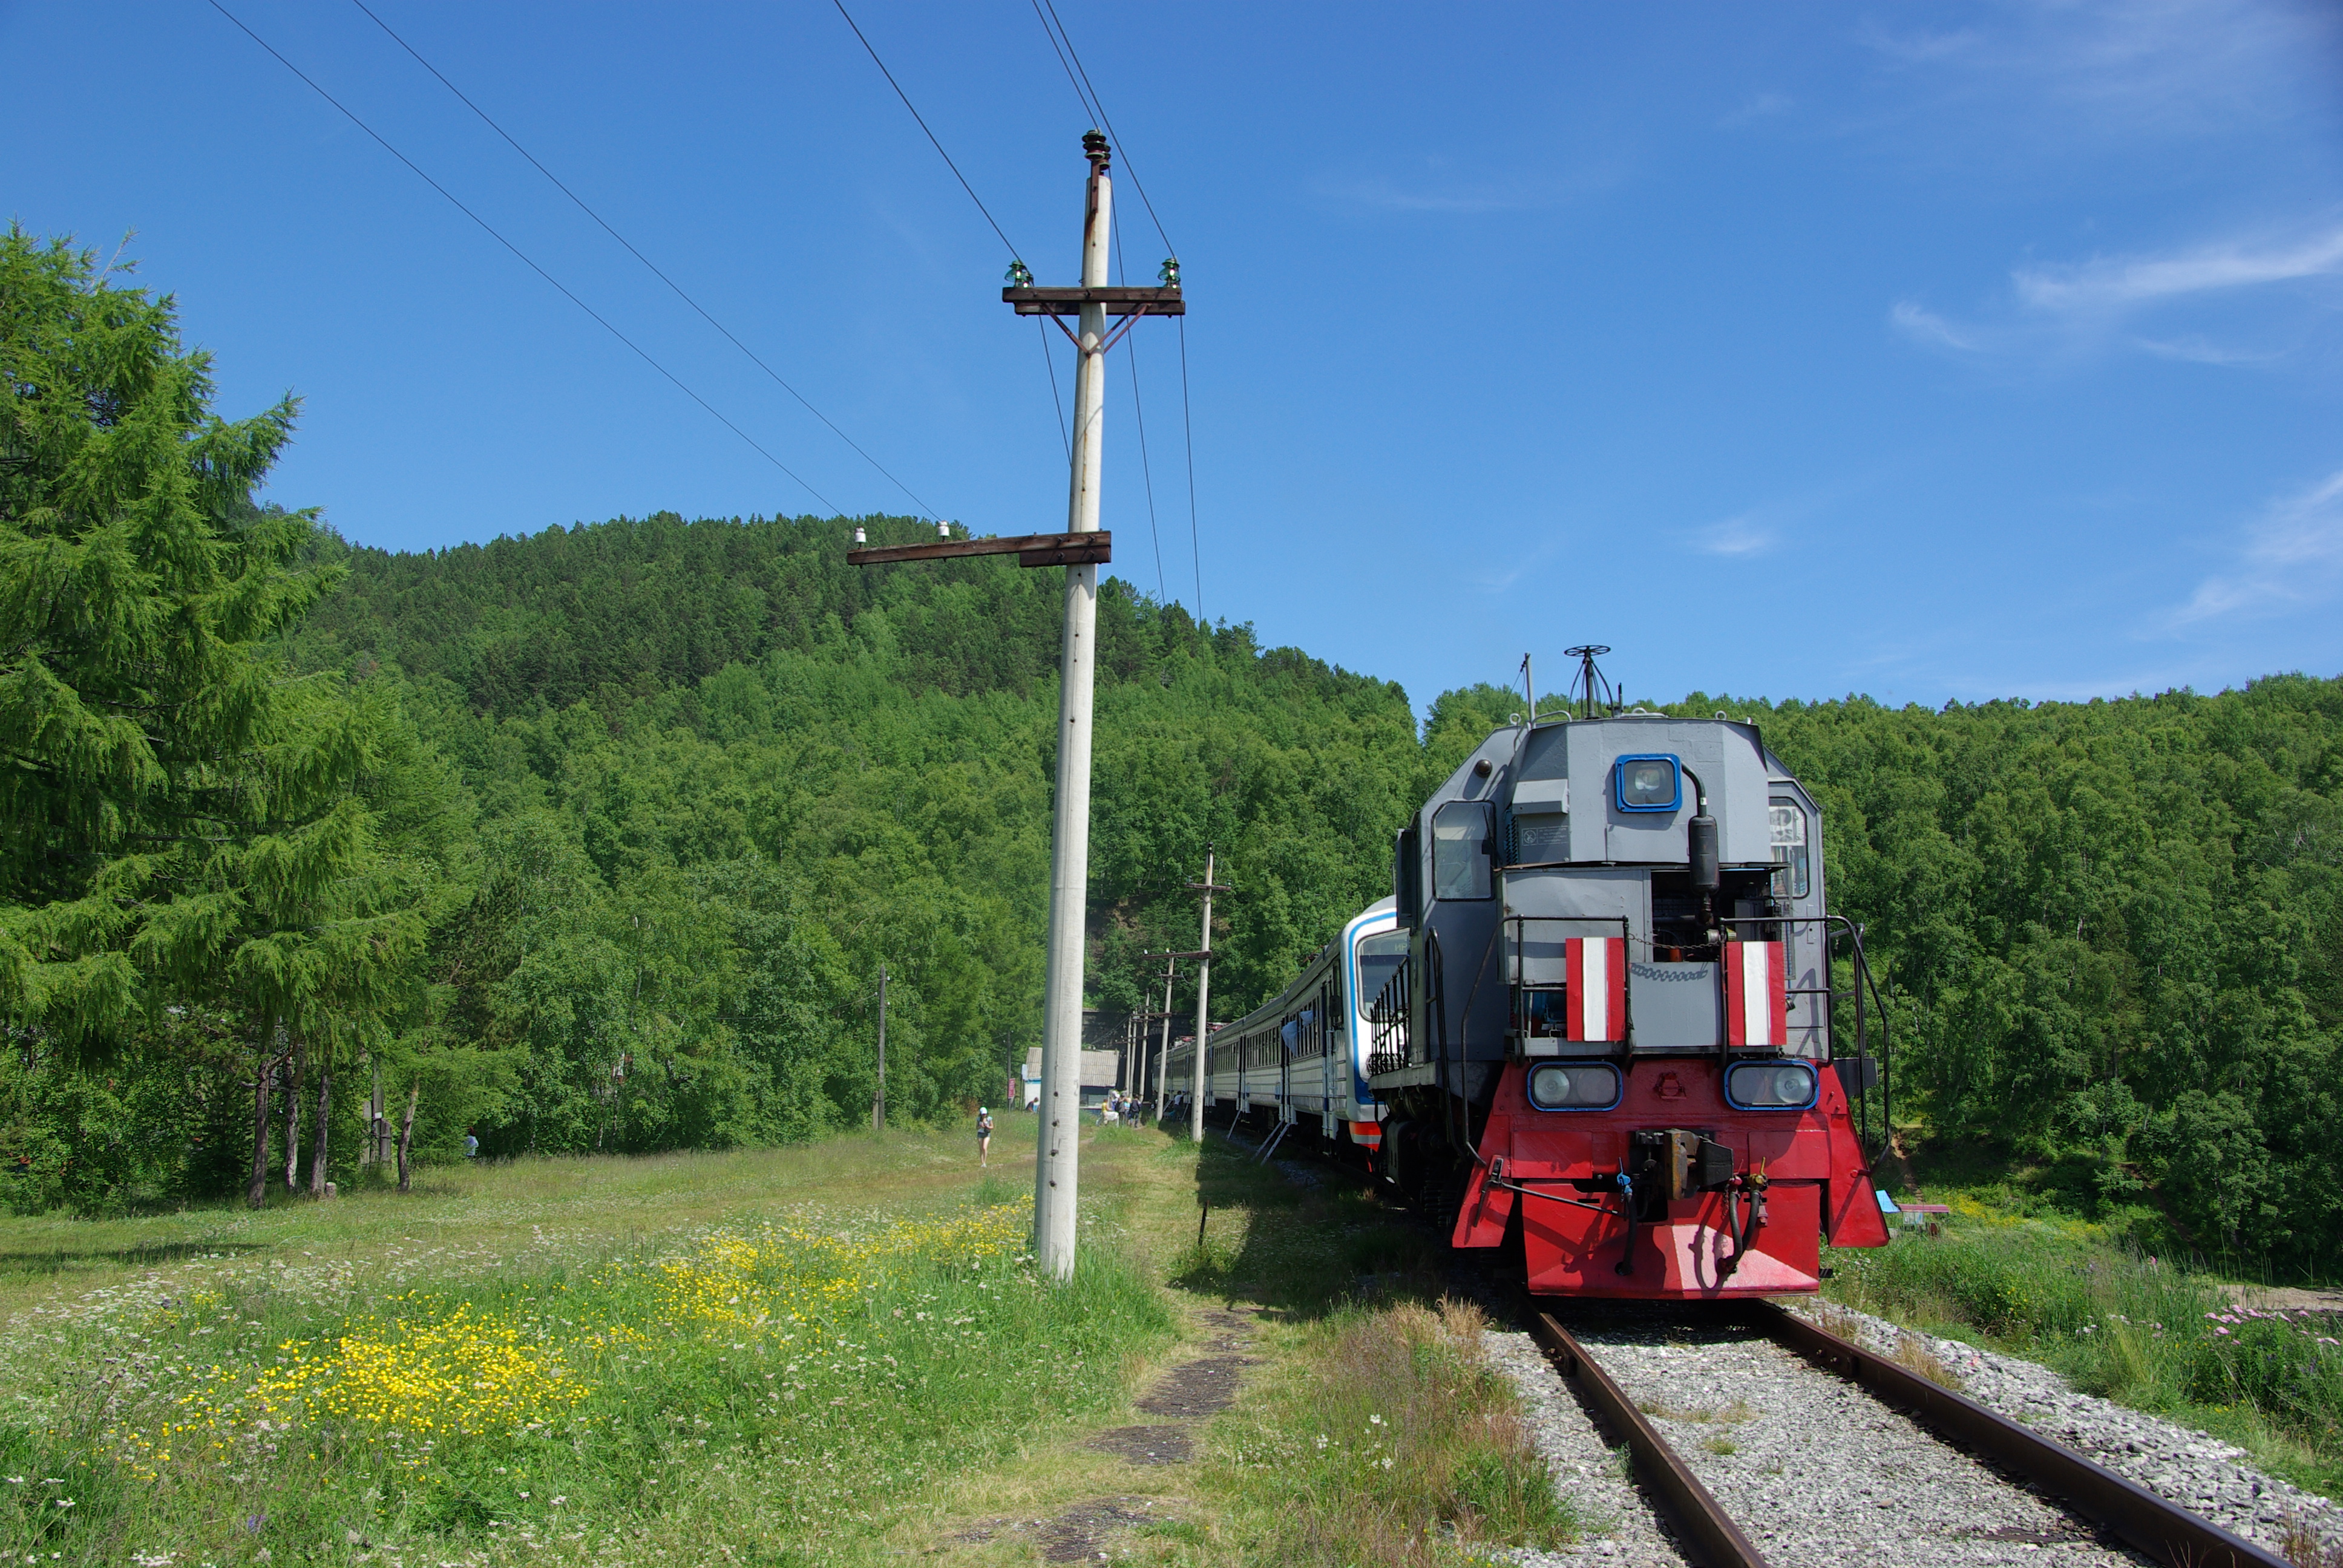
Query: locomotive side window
1769 797 1810 900
1431 801 1493 900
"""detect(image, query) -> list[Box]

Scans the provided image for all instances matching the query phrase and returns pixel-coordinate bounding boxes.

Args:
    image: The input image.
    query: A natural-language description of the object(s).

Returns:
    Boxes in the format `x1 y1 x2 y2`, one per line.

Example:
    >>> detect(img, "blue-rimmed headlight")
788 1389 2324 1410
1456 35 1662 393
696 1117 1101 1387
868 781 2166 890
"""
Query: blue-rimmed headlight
1614 755 1682 813
1527 1062 1622 1110
1725 1060 1817 1110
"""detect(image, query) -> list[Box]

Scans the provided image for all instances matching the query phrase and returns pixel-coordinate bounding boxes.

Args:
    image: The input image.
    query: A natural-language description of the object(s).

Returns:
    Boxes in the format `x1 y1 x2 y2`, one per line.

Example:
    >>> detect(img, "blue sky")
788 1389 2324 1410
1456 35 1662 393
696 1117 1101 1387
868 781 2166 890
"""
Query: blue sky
6 0 2341 713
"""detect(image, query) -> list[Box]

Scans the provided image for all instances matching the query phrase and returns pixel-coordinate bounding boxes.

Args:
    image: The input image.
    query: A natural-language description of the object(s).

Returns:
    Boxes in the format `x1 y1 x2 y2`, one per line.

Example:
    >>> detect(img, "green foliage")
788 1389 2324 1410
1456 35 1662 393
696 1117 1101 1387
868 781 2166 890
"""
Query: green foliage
1666 684 2343 1273
1831 1220 2343 1497
2 227 442 1209
6 229 2337 1273
276 510 1430 1162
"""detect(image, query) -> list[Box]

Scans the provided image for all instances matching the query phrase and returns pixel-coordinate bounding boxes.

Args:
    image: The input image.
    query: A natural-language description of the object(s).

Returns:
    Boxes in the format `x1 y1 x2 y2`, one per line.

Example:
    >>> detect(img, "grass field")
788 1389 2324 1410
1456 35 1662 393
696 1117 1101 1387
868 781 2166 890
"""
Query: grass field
1838 1163 2343 1503
0 1116 1569 1567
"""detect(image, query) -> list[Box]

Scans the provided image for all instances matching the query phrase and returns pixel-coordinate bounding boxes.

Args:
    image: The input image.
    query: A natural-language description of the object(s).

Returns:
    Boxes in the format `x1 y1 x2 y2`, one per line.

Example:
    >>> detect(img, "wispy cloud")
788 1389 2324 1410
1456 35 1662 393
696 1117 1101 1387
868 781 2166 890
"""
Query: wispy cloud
2173 467 2343 624
1318 157 1624 217
2132 334 2286 367
2014 227 2343 314
1694 514 1777 557
1324 178 1552 215
1889 301 1982 353
1462 566 1524 592
1856 0 2339 144
1892 219 2343 365
1718 91 1794 129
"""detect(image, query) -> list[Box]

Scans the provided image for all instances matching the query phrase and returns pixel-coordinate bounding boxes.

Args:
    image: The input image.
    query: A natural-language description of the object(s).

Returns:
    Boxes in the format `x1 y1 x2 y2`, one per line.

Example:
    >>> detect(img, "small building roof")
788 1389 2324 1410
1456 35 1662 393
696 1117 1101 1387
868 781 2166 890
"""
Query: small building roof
1023 1048 1122 1088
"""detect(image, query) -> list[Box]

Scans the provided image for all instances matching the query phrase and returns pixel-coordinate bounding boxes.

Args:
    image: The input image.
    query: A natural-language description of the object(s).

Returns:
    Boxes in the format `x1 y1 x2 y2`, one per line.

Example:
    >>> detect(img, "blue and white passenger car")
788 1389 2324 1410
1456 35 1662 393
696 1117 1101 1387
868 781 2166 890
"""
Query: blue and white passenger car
1164 897 1407 1171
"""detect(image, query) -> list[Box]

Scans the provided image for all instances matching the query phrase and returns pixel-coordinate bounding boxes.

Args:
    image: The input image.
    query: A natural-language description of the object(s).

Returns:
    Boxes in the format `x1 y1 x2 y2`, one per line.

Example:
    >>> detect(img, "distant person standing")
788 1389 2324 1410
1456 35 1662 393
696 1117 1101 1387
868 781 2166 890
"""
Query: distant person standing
463 1128 479 1159
977 1107 994 1166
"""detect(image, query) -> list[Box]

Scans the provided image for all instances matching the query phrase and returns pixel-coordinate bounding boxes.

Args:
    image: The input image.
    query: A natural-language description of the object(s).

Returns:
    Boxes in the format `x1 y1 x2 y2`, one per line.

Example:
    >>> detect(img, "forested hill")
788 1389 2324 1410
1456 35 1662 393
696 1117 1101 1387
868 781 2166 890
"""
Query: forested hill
284 510 1437 1146
293 513 2343 1269
13 236 2334 1271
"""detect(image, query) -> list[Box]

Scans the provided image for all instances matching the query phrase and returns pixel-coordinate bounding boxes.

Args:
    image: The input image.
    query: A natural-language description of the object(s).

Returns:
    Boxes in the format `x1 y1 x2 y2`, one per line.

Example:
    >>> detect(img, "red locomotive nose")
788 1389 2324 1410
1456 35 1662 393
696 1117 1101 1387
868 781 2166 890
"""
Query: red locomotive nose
1449 1055 1888 1300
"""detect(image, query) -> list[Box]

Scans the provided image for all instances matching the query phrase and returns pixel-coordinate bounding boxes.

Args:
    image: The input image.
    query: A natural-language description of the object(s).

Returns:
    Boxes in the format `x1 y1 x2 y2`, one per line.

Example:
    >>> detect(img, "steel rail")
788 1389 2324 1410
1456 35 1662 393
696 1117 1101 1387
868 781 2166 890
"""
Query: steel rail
1747 1302 2290 1568
1529 1312 1770 1568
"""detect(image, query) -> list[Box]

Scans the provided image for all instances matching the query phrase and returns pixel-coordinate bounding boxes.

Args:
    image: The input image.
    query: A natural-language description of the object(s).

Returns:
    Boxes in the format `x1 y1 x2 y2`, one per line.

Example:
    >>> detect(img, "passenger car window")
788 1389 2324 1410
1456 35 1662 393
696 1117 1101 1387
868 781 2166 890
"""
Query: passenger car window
1431 801 1493 901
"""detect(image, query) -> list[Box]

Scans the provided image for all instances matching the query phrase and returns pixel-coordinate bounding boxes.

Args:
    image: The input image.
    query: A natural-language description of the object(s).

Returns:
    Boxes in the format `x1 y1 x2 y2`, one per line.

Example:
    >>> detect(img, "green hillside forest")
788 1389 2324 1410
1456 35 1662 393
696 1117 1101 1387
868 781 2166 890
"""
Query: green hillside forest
5 229 2339 1274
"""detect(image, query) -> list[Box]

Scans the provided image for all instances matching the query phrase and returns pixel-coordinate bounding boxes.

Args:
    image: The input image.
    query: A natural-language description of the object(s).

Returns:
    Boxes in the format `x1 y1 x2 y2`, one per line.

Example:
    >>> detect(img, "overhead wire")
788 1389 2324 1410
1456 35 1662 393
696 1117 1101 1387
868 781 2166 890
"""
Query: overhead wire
203 0 850 518
347 0 940 520
1040 321 1070 462
831 0 1024 261
827 0 1087 503
1024 0 1198 617
1177 318 1203 623
1111 207 1168 606
1028 0 1175 258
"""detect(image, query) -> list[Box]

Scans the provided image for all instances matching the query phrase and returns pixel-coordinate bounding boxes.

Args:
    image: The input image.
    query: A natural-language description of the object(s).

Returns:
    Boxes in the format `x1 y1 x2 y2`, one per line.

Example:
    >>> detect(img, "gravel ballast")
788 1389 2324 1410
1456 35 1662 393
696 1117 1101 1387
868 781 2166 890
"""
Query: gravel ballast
1781 1298 2339 1560
1483 1300 2340 1566
1483 1326 1691 1567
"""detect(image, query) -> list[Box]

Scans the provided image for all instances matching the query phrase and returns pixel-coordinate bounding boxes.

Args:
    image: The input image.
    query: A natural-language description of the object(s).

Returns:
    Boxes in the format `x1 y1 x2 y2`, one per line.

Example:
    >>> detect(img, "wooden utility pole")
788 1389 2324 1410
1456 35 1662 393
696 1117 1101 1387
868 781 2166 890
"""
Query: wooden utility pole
873 963 888 1135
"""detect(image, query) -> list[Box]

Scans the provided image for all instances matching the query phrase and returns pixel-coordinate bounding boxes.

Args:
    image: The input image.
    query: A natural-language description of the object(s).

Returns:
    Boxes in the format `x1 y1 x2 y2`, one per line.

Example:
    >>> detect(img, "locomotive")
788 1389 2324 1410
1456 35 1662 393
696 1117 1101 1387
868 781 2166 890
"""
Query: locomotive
1171 694 1894 1299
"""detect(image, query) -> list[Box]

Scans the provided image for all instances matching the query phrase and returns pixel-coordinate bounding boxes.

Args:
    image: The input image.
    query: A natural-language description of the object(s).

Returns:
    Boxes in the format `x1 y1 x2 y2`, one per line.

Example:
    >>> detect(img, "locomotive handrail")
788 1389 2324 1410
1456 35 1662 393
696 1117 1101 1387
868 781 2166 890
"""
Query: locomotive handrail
1501 913 1634 1053
1715 912 1892 1168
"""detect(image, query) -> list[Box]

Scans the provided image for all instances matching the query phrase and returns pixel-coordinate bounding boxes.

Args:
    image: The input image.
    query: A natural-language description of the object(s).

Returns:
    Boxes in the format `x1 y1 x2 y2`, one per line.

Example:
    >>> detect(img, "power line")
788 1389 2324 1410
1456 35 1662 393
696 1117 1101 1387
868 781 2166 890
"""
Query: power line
827 0 1073 501
1030 0 1176 258
347 0 940 520
1039 319 1070 463
1112 207 1168 606
1178 316 1203 623
1021 0 1191 613
830 0 1024 260
1027 0 1101 125
205 0 850 518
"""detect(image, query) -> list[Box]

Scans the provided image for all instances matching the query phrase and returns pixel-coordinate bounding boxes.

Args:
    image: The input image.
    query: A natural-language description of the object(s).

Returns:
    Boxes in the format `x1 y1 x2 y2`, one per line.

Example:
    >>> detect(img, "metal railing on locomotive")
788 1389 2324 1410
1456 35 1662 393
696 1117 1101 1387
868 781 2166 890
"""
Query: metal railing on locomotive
1371 911 1895 1169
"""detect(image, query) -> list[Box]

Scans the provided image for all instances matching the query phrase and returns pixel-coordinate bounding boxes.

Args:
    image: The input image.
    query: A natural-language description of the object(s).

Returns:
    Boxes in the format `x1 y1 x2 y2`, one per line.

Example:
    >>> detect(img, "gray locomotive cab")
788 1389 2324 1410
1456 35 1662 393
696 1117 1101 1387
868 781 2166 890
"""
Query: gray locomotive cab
1383 713 1823 1079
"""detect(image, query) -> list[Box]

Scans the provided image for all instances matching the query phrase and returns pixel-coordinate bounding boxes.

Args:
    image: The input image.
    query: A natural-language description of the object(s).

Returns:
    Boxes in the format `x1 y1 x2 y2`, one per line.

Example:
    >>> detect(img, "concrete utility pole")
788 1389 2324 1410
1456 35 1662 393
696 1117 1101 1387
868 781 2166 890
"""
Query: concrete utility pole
846 129 1175 1277
1188 848 1226 1143
854 132 1182 1261
1155 957 1176 1120
1027 134 1112 1280
873 963 888 1135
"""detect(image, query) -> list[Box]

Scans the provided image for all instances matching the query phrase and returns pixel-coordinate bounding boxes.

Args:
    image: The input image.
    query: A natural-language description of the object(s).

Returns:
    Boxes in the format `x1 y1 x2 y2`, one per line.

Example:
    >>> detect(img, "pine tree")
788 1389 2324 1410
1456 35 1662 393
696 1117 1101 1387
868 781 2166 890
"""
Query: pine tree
1 227 424 1205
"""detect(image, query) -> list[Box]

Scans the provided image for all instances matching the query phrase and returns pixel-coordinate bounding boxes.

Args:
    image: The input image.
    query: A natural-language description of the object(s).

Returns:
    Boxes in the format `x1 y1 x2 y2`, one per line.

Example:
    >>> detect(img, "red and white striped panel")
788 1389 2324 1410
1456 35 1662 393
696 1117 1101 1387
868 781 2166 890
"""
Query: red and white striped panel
1724 941 1789 1048
1564 937 1627 1042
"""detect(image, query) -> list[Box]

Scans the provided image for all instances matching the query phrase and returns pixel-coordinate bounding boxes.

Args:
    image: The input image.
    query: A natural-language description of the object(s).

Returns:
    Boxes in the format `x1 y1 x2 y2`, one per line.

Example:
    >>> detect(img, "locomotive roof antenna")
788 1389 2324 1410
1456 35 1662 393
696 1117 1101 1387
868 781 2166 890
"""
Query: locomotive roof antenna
1564 644 1613 721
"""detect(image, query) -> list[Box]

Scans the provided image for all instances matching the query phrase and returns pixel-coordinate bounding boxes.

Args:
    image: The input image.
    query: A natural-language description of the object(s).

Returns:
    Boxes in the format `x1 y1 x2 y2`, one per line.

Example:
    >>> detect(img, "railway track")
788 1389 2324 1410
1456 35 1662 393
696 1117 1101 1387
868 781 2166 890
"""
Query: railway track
1527 1304 2293 1568
1205 1116 2309 1566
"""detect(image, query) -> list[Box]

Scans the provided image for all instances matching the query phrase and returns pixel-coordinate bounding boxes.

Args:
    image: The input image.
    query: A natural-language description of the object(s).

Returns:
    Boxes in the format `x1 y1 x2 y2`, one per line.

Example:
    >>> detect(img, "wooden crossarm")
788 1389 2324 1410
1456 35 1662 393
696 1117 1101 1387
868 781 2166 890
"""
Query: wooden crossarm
1002 286 1185 317
848 531 1111 567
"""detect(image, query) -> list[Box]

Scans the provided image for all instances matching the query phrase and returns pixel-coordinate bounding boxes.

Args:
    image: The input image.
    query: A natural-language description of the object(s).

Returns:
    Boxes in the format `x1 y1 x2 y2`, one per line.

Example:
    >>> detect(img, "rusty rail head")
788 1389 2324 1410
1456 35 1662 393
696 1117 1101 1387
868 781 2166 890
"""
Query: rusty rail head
1530 1312 1771 1568
1746 1302 2291 1568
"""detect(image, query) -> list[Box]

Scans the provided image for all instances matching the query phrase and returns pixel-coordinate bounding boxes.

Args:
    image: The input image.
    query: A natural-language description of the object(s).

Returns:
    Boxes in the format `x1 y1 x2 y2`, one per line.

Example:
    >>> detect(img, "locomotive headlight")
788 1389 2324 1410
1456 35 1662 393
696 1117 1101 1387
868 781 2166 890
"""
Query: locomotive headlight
1527 1062 1621 1111
1613 754 1682 813
1724 1060 1817 1110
